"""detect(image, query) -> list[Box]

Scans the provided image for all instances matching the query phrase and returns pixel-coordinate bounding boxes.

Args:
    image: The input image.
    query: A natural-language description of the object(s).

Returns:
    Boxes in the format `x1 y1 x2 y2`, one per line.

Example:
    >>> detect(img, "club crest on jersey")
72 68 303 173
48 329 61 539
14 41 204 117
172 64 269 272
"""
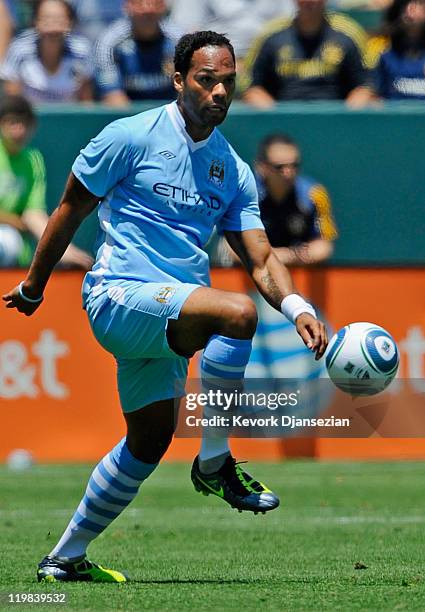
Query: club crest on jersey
208 160 225 188
153 286 176 304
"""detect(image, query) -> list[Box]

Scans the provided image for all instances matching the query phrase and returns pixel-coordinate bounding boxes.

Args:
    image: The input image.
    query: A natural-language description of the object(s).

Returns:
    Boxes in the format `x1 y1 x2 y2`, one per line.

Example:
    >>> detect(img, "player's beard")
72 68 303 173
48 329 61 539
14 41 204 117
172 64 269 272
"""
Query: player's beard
201 105 228 127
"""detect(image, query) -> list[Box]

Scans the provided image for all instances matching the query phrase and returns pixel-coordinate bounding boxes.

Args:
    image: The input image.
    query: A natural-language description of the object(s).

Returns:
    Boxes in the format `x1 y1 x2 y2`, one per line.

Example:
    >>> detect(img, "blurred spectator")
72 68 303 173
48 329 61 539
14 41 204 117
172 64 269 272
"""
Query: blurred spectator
94 0 178 105
242 0 373 107
245 133 336 384
0 0 93 103
69 0 125 44
255 133 337 265
372 0 425 98
0 0 15 62
208 133 337 268
167 0 295 60
0 95 92 268
211 132 336 384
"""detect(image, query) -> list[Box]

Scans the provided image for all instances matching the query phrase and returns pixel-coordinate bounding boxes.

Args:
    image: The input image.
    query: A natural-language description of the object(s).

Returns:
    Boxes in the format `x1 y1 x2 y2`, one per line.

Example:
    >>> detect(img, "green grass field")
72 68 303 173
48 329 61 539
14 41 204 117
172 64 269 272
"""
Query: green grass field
1 461 424 611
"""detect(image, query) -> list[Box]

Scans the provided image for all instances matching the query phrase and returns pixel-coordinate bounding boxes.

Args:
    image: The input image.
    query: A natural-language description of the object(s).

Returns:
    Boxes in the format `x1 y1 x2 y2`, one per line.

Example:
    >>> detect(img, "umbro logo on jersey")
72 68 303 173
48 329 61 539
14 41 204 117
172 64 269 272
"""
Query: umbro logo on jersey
159 150 176 160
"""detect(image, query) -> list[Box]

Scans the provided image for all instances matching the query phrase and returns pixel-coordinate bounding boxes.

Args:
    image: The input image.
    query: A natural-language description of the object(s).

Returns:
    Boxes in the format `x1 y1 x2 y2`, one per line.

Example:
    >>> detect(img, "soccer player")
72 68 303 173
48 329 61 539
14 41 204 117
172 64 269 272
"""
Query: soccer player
3 31 327 583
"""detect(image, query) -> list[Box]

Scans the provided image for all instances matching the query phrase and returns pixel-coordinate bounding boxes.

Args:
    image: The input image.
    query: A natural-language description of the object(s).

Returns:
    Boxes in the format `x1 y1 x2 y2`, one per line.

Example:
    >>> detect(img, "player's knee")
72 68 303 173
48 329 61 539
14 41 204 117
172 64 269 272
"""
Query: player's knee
223 295 257 339
147 431 174 463
126 427 174 464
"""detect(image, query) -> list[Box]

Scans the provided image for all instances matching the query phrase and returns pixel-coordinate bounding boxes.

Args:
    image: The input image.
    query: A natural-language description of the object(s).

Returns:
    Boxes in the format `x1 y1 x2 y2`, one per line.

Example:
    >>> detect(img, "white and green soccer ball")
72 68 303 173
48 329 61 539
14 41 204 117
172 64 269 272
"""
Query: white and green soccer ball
325 322 399 396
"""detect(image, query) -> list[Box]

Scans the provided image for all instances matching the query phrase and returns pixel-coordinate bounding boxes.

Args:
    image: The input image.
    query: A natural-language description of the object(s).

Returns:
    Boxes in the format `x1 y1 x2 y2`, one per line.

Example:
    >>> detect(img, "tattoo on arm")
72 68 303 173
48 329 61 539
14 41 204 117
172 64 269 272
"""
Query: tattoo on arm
260 272 283 307
291 243 312 265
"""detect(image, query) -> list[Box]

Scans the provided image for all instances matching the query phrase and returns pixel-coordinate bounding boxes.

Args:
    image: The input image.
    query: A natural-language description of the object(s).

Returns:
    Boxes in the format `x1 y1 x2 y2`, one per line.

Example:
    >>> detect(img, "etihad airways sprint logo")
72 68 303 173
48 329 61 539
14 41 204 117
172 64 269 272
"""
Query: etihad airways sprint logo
153 183 221 215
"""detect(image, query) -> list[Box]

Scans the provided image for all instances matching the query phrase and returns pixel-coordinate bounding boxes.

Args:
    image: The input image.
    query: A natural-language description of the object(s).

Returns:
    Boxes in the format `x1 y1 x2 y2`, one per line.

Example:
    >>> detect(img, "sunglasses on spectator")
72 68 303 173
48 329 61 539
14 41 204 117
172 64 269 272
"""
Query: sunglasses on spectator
266 160 301 171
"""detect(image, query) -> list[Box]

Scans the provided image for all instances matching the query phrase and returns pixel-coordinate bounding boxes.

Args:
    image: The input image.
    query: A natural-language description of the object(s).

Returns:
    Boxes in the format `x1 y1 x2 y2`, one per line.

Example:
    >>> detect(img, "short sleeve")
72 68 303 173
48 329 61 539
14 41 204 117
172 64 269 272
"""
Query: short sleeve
242 36 278 96
70 35 94 80
339 39 368 96
0 38 22 81
216 163 264 234
373 54 388 98
25 149 47 212
251 39 277 90
72 120 132 197
94 35 123 96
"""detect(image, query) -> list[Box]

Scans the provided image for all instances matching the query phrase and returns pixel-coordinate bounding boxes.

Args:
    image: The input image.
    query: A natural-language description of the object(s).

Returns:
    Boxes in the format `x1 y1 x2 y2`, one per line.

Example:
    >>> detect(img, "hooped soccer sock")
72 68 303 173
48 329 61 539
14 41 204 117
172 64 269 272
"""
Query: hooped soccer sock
199 334 252 474
50 438 157 562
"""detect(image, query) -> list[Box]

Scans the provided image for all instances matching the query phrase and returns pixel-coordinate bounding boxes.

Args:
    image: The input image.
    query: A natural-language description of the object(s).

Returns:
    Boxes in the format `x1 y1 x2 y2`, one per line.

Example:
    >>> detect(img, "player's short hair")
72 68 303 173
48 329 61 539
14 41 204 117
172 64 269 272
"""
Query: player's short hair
257 133 299 162
0 95 36 126
174 31 235 78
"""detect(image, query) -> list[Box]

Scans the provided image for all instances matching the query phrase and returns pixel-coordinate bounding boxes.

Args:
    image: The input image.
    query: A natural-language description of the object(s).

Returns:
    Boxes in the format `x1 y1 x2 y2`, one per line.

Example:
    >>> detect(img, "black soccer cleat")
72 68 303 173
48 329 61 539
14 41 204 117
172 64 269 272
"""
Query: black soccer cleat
191 455 280 513
37 556 128 583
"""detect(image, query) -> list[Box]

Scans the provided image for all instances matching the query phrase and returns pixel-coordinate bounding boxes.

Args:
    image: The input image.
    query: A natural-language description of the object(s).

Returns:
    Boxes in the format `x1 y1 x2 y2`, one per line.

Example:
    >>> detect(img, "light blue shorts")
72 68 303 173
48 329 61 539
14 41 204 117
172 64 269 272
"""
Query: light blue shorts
84 280 200 413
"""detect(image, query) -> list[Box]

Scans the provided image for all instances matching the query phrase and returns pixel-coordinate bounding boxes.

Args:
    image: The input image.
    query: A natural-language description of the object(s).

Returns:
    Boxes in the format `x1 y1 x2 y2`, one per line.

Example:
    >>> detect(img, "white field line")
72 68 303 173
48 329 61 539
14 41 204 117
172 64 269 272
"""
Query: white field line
0 508 424 526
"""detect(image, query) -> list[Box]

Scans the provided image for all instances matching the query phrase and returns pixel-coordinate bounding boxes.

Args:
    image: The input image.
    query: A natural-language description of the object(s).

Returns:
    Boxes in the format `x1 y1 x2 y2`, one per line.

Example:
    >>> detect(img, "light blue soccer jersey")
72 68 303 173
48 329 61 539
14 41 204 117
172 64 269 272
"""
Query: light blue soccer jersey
72 102 264 303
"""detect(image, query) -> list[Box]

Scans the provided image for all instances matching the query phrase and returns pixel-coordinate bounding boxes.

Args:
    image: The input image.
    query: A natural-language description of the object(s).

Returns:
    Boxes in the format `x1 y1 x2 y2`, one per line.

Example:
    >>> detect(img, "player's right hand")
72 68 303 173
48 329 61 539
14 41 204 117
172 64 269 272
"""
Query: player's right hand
295 313 328 360
2 284 44 316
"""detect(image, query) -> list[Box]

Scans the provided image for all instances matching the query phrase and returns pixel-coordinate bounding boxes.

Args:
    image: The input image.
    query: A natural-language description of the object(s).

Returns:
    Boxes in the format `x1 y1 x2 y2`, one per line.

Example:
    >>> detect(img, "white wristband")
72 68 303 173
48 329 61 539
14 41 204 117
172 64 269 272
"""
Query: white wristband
18 281 43 304
280 294 316 324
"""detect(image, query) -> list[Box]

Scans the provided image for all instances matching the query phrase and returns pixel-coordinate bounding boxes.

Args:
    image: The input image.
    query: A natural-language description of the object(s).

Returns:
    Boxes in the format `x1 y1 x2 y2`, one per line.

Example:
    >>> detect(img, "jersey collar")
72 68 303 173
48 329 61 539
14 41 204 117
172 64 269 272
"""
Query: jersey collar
166 101 214 152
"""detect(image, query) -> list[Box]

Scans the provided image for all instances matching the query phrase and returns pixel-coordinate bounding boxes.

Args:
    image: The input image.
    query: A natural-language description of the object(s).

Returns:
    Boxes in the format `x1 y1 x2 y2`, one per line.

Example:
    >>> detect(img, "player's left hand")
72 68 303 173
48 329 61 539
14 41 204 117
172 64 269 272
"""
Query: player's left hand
295 313 328 360
2 284 43 316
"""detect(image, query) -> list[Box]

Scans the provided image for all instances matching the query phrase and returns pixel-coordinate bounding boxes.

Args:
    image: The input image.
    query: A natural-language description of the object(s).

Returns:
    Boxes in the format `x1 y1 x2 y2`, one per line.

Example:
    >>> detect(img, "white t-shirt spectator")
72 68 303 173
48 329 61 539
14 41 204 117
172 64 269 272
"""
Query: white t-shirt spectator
0 29 93 102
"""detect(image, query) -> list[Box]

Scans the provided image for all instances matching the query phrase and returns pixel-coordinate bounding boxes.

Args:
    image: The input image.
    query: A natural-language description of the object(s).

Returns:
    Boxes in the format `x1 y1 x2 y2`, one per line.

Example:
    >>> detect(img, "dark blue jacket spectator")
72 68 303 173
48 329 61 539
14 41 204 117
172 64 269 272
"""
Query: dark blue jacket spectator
374 0 425 99
94 0 179 106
